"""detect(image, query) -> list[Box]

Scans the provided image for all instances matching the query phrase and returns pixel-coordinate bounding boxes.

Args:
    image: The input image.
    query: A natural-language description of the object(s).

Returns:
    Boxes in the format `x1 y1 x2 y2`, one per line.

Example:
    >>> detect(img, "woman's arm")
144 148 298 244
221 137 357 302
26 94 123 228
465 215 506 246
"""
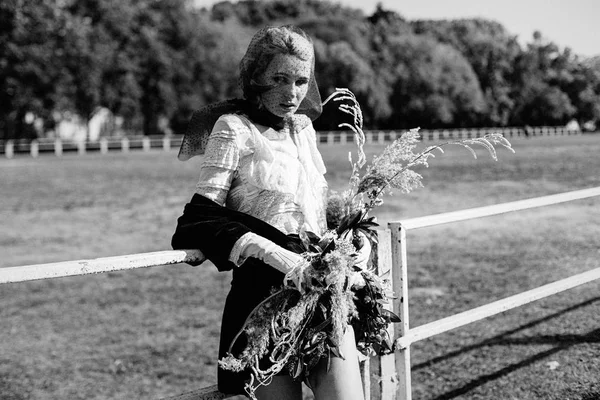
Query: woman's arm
172 193 304 271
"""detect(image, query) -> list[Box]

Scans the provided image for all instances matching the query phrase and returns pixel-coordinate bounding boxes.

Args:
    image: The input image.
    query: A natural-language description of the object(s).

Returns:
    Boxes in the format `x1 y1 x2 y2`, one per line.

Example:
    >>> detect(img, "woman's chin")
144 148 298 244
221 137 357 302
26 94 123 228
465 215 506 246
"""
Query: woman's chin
269 106 298 119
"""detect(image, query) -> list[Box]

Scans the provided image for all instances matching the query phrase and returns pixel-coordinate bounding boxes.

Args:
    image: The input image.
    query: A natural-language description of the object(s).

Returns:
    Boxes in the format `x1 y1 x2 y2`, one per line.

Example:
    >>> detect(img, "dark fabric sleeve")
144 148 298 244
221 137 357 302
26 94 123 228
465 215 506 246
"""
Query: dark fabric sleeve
171 194 304 271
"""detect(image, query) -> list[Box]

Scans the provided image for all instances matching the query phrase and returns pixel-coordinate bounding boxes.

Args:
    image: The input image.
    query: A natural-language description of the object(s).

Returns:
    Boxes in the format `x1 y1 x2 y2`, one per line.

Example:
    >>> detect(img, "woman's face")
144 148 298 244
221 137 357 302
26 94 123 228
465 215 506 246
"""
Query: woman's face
257 53 312 119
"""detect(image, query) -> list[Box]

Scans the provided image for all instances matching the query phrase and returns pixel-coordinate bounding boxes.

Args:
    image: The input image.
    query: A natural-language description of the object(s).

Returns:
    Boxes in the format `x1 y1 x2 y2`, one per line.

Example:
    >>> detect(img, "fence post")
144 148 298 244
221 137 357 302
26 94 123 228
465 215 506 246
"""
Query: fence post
370 229 399 400
389 222 411 400
77 140 86 155
5 140 14 158
163 136 170 151
121 137 129 153
366 131 374 144
54 139 63 156
143 136 151 152
100 138 108 154
30 140 39 158
327 132 334 145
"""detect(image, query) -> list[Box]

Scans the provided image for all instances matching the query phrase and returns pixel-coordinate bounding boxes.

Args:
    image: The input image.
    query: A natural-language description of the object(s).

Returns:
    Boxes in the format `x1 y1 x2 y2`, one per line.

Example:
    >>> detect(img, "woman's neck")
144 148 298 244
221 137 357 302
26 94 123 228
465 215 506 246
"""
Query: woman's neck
246 104 287 131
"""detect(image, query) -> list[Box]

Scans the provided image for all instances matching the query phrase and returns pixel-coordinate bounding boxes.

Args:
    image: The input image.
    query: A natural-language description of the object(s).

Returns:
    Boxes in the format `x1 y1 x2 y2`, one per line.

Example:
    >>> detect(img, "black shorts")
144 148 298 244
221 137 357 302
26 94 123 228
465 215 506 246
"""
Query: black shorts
217 257 288 395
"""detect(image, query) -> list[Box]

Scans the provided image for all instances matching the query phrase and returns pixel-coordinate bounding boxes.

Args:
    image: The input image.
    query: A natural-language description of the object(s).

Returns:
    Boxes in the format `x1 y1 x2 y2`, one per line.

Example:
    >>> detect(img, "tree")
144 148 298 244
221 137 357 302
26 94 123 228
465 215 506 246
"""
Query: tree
0 0 70 140
411 18 520 126
385 34 487 129
514 82 576 126
299 16 391 128
510 32 578 126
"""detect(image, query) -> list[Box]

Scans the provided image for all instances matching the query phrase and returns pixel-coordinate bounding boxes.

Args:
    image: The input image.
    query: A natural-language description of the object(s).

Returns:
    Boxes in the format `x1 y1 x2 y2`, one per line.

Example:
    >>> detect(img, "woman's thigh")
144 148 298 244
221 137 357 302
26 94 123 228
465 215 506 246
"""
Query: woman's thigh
308 326 365 400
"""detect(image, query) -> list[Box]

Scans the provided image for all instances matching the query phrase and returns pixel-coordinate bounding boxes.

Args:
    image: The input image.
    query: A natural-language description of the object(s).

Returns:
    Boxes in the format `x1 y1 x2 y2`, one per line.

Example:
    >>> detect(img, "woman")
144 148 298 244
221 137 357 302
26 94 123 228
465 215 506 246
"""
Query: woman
172 25 367 400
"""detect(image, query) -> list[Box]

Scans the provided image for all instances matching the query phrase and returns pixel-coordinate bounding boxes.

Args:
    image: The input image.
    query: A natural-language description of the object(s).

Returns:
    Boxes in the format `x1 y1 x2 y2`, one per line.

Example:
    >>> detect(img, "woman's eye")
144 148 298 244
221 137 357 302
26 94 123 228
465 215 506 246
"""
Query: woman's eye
296 78 309 86
273 76 286 84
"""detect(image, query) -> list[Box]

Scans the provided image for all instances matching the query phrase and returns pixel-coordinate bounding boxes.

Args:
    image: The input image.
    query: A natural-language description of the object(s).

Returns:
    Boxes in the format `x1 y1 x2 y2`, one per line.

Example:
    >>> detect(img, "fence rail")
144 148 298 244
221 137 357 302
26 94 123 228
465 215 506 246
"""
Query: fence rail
2 187 599 400
0 125 585 158
387 186 600 399
0 250 204 285
394 266 600 350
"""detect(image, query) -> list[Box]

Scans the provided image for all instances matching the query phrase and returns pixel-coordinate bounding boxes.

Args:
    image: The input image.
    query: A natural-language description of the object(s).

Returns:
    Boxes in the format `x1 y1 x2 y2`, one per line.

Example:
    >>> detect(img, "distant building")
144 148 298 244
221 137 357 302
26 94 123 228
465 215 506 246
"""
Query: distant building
565 119 581 132
51 108 123 141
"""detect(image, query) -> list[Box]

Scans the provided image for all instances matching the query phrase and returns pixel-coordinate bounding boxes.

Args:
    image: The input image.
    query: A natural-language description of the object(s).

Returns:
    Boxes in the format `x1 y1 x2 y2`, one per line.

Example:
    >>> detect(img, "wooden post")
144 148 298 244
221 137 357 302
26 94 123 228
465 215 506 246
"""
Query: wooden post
389 222 411 400
121 137 129 153
5 140 14 158
55 139 63 156
100 138 108 154
361 356 371 400
77 140 86 155
163 136 170 151
370 229 399 400
327 132 335 145
366 131 373 144
143 136 151 152
30 140 39 158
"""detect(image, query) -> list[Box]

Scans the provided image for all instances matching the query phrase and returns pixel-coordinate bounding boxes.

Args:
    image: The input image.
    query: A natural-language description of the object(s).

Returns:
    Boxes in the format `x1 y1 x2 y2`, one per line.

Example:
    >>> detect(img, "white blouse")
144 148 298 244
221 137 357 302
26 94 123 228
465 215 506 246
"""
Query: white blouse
195 113 328 237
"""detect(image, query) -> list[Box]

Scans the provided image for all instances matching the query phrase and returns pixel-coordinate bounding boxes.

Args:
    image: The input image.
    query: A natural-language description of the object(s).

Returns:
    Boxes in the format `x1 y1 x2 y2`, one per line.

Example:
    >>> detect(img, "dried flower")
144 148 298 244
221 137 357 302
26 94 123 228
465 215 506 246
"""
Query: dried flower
219 89 514 399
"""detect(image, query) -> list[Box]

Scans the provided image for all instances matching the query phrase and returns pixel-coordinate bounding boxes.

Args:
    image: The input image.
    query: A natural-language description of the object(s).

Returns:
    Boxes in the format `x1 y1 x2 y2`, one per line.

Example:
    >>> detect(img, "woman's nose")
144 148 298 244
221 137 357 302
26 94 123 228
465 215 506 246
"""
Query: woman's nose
289 83 303 99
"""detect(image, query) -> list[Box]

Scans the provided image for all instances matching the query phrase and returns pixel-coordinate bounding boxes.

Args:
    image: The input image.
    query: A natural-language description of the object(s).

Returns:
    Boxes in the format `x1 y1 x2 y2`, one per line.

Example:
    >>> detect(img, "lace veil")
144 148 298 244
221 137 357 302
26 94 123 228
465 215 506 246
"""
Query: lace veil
178 25 322 161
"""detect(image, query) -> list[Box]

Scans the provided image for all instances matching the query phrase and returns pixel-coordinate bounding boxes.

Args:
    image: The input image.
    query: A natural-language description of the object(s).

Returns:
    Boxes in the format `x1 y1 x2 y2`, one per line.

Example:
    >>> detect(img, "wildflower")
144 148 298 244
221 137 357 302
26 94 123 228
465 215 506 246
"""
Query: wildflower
218 89 514 398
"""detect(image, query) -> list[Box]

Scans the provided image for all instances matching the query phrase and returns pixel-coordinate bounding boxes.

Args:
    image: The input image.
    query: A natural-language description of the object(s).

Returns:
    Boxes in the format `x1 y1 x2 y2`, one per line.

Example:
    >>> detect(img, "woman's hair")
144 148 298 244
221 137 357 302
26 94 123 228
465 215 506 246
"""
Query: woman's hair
239 25 315 104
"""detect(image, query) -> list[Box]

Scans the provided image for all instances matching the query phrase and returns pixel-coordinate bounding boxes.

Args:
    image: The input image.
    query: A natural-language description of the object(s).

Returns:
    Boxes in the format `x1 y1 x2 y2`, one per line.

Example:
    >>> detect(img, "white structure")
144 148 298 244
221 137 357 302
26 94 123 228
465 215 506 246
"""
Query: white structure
52 107 120 142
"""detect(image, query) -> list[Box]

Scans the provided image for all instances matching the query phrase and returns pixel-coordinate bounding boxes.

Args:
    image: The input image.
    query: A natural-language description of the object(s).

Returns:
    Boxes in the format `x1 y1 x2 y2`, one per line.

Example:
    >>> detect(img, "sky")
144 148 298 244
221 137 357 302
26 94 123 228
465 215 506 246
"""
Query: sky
193 0 599 58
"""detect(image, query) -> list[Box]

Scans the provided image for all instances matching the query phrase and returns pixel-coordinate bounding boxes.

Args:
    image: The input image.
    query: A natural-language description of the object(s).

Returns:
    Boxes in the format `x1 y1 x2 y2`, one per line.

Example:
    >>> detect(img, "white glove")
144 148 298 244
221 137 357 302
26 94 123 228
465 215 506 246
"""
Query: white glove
230 232 308 290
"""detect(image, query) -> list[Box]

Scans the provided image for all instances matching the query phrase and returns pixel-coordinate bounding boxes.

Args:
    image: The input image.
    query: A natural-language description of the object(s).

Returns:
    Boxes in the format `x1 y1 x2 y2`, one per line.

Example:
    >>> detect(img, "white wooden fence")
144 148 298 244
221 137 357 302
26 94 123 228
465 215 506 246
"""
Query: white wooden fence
2 187 600 399
387 186 600 400
0 125 584 158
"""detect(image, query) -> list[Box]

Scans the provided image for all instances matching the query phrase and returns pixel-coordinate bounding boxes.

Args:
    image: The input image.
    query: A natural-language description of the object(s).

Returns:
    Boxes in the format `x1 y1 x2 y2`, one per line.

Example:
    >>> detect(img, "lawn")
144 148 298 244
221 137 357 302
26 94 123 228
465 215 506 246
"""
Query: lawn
1 134 599 399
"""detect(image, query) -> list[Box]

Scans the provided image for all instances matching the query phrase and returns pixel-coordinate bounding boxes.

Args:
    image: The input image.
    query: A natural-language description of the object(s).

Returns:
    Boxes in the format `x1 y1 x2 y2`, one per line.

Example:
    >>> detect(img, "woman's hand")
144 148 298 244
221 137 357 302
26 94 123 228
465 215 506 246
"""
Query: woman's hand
231 232 308 292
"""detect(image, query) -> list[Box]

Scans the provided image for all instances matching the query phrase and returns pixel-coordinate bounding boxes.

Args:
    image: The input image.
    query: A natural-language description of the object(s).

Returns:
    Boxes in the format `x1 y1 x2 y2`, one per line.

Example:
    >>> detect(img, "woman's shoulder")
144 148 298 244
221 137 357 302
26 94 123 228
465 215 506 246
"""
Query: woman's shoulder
212 113 253 134
211 113 256 153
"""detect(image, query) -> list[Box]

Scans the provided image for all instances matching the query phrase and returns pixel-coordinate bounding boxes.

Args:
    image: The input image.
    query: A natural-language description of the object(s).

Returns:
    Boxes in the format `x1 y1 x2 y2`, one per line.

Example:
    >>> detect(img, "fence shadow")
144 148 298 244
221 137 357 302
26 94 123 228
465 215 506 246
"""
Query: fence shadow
413 296 600 400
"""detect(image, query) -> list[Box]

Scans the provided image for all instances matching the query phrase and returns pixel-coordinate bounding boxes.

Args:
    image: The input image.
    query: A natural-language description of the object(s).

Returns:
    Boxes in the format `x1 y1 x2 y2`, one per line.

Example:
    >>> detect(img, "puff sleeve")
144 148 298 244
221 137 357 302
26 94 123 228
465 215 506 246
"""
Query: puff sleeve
194 116 242 206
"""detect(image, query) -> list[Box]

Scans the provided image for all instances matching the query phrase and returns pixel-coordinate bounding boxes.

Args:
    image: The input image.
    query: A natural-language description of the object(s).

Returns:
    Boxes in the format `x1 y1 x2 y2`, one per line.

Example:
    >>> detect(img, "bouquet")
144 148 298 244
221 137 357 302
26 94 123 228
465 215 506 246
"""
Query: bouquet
219 89 514 399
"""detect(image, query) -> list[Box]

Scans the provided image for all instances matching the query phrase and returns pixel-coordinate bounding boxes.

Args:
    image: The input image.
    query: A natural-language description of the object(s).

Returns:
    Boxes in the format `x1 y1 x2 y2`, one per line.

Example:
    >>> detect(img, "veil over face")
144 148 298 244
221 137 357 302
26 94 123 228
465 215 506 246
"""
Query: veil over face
178 25 322 161
255 53 312 119
240 26 322 121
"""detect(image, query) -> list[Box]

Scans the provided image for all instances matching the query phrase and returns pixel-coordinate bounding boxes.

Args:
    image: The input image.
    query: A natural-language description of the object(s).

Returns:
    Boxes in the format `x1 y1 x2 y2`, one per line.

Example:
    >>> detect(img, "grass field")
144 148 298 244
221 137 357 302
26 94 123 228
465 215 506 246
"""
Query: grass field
1 135 599 399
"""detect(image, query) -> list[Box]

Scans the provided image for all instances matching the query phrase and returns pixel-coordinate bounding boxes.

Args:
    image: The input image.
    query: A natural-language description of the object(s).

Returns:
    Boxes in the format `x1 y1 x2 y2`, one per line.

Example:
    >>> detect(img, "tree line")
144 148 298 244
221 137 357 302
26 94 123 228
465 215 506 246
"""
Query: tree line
1 0 599 140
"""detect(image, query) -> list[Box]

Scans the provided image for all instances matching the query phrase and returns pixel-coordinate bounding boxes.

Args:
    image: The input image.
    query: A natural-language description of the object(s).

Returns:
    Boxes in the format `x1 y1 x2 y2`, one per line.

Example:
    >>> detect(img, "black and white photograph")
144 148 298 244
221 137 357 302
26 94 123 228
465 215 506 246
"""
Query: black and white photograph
1 1 599 399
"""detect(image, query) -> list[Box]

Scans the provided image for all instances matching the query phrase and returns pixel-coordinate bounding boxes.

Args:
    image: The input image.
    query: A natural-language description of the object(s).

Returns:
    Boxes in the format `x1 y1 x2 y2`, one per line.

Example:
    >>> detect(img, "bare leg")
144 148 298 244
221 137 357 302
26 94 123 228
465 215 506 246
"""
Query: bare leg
308 326 365 400
254 374 303 400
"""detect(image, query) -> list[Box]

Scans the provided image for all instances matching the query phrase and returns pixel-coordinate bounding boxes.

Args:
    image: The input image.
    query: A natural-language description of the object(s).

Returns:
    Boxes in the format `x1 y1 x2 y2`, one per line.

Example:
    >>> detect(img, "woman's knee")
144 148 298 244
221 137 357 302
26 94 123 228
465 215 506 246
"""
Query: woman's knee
307 326 365 400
